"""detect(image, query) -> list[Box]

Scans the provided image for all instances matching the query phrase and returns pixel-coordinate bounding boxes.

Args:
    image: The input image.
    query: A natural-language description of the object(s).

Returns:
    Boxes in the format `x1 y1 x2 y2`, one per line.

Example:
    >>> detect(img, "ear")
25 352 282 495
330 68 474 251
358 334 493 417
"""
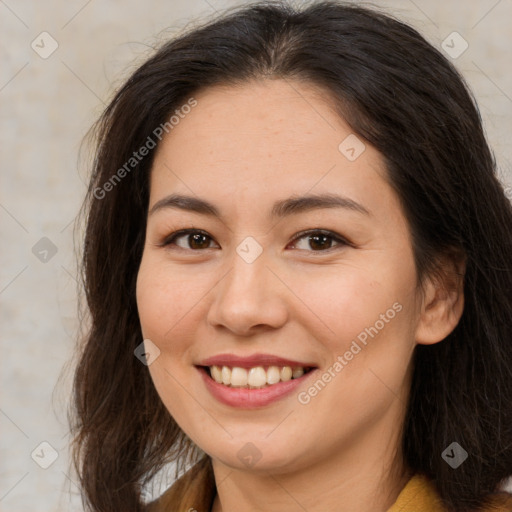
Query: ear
415 249 466 346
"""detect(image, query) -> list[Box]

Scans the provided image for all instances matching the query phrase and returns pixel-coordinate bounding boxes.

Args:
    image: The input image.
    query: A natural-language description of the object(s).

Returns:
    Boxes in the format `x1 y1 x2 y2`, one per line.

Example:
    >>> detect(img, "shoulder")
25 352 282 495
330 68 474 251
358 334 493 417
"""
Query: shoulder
484 490 512 511
146 456 216 512
387 474 447 512
146 465 512 512
388 474 512 512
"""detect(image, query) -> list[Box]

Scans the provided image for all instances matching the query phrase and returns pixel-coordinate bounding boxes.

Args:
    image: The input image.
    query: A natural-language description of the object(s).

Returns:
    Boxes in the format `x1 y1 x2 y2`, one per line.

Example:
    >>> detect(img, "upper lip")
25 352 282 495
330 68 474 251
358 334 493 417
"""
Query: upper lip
198 353 317 369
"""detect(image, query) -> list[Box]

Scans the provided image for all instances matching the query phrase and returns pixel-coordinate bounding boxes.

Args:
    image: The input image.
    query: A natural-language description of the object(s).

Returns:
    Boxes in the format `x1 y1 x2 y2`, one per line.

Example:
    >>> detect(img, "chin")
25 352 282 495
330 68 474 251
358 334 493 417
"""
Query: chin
205 436 308 475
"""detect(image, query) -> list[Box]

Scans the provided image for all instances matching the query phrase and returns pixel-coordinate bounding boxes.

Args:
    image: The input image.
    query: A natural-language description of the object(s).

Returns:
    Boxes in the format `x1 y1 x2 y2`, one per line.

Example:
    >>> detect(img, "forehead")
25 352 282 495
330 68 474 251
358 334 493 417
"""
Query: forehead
149 79 388 214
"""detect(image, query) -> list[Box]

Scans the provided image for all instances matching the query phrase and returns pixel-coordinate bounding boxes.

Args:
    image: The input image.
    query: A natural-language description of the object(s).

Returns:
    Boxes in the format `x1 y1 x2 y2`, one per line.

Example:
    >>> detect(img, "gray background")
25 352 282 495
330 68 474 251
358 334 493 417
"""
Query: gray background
1 0 511 510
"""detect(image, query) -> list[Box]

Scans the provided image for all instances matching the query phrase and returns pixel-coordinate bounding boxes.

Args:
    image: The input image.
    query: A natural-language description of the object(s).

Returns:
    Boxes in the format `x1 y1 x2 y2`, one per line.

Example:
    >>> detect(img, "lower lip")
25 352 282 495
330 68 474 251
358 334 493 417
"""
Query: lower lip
198 367 316 409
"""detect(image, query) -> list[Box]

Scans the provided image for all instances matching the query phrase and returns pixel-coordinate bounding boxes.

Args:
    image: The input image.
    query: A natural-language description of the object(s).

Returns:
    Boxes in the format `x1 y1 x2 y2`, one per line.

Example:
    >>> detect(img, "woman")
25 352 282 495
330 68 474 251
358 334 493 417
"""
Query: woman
70 1 512 511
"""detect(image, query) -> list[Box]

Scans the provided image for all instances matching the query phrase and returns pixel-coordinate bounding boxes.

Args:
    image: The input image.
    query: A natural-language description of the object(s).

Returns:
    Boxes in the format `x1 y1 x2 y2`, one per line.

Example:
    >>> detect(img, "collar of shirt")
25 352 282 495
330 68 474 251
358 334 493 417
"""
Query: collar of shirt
147 456 512 512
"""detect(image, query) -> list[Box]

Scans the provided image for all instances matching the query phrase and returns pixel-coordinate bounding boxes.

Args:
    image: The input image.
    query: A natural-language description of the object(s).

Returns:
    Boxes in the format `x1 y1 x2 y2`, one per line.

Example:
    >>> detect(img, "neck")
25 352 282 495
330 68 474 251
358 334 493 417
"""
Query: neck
210 415 411 512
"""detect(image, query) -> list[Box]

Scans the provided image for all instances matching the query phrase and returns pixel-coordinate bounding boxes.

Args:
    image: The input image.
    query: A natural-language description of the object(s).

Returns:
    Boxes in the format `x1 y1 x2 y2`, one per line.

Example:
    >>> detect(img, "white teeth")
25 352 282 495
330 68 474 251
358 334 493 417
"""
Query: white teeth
230 367 248 387
208 365 309 387
292 367 304 379
248 367 267 387
221 366 231 385
267 366 281 385
280 366 292 382
211 365 222 383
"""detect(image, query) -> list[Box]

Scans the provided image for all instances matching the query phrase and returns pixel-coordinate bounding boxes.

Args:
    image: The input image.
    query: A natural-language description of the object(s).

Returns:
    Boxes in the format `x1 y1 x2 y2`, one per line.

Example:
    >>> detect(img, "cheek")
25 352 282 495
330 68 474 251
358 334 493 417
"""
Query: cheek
300 256 418 405
287 260 413 348
136 259 205 429
136 256 199 343
136 267 169 342
317 272 416 410
135 255 214 403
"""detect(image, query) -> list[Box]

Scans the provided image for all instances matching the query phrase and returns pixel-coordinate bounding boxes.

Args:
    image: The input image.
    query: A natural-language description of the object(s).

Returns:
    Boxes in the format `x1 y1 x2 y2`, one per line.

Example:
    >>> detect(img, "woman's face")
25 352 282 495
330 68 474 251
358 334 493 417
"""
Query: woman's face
136 79 426 475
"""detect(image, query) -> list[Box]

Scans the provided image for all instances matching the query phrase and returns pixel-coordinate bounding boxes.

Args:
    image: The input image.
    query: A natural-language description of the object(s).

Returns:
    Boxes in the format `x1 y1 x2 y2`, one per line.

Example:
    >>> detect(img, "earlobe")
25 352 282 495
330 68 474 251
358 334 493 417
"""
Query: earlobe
415 252 466 346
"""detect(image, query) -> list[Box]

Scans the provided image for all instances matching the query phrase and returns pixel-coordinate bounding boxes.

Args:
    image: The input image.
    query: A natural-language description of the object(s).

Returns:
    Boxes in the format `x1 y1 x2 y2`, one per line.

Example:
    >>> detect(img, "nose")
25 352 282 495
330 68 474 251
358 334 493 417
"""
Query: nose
206 246 289 337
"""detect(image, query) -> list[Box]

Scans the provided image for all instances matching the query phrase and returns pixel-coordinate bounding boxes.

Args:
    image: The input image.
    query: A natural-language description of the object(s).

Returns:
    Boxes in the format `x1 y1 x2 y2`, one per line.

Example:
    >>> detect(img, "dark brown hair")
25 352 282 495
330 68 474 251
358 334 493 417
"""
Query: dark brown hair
70 1 512 510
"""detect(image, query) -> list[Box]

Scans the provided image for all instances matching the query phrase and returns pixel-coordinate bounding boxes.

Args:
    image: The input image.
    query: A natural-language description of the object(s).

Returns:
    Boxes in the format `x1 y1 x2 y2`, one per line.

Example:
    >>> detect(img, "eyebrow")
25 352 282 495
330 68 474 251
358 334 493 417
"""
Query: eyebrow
148 192 371 219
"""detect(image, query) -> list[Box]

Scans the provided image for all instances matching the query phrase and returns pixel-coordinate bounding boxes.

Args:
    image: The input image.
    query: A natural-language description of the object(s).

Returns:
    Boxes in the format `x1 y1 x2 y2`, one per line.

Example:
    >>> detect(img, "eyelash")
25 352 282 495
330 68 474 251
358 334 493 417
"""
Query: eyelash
160 228 351 253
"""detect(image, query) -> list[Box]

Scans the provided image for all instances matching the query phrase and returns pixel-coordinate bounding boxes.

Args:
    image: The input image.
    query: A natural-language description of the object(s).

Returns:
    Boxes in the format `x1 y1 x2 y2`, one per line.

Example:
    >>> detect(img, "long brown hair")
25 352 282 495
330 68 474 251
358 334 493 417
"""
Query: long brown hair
70 1 512 510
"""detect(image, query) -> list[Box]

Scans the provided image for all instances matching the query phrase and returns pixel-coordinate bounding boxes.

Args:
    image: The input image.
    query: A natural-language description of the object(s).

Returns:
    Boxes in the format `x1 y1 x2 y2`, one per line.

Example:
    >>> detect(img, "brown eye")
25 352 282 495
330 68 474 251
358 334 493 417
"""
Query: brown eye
162 228 349 253
163 229 217 250
289 230 348 252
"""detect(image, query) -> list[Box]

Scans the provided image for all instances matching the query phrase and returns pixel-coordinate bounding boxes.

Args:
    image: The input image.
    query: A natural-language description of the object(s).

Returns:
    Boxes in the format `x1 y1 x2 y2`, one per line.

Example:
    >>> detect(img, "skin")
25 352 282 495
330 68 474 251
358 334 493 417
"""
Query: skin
136 79 464 512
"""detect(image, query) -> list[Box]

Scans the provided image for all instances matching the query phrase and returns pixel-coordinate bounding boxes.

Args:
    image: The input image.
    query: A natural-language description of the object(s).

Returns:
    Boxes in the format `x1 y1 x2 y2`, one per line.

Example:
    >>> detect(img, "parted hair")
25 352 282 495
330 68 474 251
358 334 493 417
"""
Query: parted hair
70 1 512 510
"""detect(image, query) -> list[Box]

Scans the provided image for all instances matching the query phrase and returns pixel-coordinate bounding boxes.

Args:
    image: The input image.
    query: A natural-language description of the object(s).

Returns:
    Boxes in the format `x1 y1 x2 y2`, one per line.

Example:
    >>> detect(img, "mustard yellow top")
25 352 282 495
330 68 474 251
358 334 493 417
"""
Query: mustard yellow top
147 456 512 512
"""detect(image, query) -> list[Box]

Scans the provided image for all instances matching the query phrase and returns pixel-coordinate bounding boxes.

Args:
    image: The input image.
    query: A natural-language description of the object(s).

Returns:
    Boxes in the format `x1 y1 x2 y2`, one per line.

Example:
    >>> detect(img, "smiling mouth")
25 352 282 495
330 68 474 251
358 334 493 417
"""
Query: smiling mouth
203 365 315 388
